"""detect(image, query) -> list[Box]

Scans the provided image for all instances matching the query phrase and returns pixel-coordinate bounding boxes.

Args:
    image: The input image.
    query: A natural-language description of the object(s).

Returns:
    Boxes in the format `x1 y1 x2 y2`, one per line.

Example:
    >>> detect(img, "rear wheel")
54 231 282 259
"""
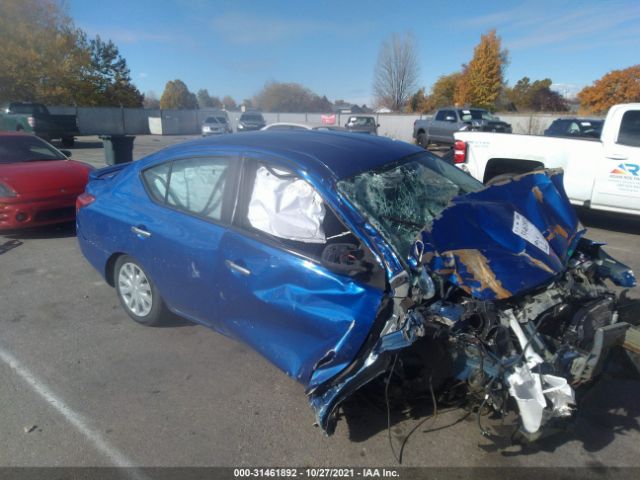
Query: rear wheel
114 255 169 326
417 132 429 148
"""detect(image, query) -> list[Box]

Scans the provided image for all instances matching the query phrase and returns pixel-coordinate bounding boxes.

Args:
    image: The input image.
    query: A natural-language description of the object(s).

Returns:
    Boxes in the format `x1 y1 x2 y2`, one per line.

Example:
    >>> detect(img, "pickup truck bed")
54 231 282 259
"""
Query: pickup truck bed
1 102 79 147
453 103 640 217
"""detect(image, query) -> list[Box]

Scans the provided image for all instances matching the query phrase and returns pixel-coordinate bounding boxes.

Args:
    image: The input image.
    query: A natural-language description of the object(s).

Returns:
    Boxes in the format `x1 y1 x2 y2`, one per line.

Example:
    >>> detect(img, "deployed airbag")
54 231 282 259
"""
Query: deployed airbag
248 166 326 243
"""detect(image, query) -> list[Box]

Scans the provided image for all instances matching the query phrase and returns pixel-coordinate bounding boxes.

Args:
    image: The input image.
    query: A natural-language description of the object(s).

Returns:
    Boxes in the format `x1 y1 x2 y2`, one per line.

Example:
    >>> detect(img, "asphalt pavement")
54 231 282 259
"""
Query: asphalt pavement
1 135 639 469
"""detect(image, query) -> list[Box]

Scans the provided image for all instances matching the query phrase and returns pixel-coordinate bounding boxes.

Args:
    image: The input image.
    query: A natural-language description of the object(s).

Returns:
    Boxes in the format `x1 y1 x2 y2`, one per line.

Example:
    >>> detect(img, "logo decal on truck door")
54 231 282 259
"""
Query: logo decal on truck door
610 163 640 176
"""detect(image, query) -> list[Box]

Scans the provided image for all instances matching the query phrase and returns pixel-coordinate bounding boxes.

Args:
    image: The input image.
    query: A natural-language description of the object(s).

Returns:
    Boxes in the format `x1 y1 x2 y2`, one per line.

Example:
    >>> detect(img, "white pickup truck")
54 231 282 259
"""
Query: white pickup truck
453 103 640 216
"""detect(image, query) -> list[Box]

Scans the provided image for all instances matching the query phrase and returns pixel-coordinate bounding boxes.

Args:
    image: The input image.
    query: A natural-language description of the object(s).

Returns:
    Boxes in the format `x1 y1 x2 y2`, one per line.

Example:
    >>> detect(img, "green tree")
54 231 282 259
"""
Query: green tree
577 65 640 114
222 95 237 110
254 82 331 112
407 88 428 113
506 77 568 112
160 80 198 109
196 89 222 108
426 72 462 110
0 0 143 107
80 35 143 107
0 0 89 104
454 30 508 110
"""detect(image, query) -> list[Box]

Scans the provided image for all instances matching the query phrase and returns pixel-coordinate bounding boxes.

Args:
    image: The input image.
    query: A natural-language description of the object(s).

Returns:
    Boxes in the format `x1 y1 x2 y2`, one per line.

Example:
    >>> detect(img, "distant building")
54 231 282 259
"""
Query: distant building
374 107 392 114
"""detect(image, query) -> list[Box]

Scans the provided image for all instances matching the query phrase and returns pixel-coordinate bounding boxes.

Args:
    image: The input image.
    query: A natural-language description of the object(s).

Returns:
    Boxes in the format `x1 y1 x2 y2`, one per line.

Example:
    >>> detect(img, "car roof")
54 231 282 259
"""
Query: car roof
155 130 422 180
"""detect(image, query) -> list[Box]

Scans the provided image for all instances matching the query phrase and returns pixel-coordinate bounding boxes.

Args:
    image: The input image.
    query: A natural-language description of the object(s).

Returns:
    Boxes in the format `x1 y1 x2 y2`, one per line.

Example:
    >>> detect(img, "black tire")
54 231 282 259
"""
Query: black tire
61 137 75 148
113 255 170 326
416 132 429 148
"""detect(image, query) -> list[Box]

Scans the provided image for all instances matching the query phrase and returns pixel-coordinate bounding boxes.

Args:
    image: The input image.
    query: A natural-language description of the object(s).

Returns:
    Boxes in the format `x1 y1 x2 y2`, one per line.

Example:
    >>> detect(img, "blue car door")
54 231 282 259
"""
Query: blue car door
217 156 386 387
123 154 239 326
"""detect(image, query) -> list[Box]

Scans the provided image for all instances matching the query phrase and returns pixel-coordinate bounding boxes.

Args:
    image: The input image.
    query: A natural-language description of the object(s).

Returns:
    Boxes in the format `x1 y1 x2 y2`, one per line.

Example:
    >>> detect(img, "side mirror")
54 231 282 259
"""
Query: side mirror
61 149 72 157
321 243 373 276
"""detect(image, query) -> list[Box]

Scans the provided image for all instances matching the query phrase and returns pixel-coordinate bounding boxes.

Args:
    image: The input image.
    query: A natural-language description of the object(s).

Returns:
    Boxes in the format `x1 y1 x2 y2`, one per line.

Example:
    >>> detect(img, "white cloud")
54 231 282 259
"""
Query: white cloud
504 4 640 50
83 26 173 45
211 12 373 45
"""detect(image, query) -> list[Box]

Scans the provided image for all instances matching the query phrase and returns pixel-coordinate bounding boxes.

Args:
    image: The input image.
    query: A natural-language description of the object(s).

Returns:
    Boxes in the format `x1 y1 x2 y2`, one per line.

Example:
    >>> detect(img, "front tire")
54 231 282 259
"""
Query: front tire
114 255 169 326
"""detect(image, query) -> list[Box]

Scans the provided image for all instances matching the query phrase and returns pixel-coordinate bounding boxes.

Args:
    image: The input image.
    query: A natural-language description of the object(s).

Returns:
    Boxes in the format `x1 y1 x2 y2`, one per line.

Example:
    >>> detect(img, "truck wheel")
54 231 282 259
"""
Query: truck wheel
61 137 75 148
417 132 429 149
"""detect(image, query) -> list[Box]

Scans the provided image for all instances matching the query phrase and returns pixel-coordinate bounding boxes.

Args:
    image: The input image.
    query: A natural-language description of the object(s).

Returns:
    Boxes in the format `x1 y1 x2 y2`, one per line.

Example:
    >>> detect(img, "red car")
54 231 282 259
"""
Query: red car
0 132 93 230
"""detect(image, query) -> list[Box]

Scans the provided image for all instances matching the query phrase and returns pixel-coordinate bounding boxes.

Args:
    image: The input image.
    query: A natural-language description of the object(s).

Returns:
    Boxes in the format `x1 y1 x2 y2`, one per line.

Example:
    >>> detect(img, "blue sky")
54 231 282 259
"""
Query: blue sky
69 0 640 105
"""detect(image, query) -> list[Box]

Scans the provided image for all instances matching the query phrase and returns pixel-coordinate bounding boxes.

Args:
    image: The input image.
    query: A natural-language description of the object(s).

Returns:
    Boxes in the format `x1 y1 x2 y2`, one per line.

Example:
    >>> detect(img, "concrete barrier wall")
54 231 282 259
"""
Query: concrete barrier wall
77 107 125 135
125 108 157 134
48 106 602 141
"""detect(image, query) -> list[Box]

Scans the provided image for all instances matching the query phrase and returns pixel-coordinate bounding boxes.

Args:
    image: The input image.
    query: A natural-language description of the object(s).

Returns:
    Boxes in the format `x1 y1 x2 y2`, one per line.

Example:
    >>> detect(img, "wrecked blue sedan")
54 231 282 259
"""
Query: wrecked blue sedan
77 131 637 441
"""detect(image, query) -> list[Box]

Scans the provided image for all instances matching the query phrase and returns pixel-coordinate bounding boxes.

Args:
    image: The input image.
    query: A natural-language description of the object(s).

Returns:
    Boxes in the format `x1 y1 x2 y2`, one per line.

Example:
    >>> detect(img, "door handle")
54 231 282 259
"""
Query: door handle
606 154 628 161
131 226 151 238
225 260 251 276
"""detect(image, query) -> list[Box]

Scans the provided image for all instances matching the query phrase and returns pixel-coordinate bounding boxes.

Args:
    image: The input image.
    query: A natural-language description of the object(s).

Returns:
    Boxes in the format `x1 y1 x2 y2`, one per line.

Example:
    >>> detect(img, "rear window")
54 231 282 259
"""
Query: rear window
241 114 264 122
618 111 640 147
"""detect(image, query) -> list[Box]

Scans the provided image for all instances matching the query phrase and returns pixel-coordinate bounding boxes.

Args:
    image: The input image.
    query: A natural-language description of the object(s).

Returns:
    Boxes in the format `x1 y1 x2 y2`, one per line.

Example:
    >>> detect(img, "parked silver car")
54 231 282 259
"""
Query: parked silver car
201 116 231 136
344 115 379 135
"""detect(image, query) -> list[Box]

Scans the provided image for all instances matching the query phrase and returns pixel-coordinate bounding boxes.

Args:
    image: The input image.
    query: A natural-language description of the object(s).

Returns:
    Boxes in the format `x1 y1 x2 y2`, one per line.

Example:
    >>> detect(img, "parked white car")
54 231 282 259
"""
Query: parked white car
260 122 312 131
453 103 640 216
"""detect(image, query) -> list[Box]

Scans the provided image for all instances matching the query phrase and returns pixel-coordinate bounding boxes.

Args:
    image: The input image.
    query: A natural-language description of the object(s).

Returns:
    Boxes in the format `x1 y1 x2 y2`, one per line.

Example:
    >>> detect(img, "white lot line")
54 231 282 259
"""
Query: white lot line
0 346 150 480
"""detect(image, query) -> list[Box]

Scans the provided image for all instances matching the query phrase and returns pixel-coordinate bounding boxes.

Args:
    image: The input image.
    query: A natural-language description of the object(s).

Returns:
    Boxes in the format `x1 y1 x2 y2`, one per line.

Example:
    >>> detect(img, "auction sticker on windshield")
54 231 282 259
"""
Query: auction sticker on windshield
512 211 550 254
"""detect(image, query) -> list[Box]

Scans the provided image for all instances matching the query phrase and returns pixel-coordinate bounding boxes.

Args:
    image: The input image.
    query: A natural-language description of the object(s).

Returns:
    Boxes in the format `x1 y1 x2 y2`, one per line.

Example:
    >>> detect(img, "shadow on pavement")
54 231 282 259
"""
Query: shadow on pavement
1 221 77 240
576 207 640 235
67 139 104 149
338 355 640 461
0 238 23 254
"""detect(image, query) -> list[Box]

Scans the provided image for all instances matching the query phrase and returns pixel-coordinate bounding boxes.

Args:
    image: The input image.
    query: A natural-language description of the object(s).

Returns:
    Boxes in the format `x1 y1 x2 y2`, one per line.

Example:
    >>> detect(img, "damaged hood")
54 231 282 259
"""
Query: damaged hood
419 169 584 300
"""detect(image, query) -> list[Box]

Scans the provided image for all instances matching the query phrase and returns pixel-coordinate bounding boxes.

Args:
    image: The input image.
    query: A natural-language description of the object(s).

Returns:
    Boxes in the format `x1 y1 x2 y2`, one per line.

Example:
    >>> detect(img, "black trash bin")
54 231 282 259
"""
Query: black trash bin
100 135 135 165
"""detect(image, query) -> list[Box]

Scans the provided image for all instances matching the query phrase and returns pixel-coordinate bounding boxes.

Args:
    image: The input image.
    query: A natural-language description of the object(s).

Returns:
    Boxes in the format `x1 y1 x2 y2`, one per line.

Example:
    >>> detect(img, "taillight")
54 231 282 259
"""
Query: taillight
453 140 467 164
76 193 95 212
27 116 35 128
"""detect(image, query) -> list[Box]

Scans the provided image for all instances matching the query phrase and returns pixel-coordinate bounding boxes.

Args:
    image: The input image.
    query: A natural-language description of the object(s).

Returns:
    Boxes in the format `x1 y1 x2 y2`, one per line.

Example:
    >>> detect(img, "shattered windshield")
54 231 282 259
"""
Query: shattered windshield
337 152 483 260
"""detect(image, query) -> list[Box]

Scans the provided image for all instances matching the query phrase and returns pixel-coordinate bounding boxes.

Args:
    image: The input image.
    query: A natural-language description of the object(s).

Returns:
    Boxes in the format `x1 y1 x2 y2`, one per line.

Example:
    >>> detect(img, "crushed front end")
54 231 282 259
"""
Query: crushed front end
311 164 637 442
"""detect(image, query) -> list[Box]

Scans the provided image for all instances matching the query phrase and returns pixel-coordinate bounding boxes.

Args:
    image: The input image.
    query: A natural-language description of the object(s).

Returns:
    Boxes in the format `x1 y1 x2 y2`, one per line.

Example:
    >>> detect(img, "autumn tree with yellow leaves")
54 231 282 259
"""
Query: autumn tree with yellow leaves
0 0 143 106
454 30 508 110
577 65 640 114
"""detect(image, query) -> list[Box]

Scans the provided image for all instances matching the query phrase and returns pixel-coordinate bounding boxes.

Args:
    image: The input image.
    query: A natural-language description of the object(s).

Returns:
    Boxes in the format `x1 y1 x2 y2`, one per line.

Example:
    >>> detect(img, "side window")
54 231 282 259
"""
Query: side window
240 162 361 261
239 160 384 283
142 162 171 203
435 110 446 121
618 110 640 147
167 157 230 220
247 165 327 244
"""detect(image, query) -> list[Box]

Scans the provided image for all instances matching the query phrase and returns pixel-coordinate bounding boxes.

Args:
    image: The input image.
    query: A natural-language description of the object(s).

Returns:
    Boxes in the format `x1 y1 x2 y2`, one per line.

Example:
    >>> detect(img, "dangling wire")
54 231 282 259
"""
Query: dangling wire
385 354 401 463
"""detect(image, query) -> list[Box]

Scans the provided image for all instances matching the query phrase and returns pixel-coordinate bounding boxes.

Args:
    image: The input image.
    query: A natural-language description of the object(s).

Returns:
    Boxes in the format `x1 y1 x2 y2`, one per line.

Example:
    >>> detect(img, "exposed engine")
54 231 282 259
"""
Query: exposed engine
388 238 635 441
